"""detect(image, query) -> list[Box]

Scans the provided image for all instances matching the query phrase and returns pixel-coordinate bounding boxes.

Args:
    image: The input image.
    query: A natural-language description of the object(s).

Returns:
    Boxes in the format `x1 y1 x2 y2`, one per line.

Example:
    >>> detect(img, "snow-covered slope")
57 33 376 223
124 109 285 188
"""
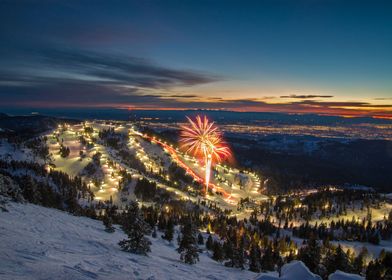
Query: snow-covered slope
0 201 261 280
257 261 321 280
328 270 364 280
0 140 38 163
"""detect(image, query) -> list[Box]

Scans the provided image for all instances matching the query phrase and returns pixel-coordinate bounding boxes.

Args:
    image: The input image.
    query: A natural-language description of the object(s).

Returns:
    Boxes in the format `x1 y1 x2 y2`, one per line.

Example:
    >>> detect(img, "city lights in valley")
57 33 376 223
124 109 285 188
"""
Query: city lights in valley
180 115 231 195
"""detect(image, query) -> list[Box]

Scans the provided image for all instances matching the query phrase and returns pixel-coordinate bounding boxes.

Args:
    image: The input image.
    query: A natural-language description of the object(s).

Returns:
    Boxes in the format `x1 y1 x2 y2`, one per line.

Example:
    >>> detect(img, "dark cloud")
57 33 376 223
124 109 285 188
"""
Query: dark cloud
0 47 220 106
0 82 190 108
221 98 266 106
36 48 219 88
167 94 199 98
280 94 334 99
295 100 392 108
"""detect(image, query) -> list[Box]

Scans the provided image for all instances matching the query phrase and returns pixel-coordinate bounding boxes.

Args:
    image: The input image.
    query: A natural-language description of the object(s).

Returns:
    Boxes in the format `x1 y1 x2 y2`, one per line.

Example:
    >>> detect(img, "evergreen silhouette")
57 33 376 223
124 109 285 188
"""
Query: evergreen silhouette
249 243 262 272
197 233 204 245
118 201 151 255
212 241 224 261
297 237 321 273
177 219 199 264
162 218 174 242
103 213 115 233
206 234 213 251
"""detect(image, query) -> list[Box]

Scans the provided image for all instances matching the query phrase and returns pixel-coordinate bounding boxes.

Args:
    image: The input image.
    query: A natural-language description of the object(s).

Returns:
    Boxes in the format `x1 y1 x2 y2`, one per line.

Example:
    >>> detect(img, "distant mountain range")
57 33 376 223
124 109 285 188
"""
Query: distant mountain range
0 113 77 139
1 108 391 125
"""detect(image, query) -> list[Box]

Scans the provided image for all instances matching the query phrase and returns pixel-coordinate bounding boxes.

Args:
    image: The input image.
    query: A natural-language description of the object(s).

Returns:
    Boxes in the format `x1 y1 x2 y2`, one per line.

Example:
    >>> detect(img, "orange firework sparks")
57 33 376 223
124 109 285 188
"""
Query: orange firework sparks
180 115 231 194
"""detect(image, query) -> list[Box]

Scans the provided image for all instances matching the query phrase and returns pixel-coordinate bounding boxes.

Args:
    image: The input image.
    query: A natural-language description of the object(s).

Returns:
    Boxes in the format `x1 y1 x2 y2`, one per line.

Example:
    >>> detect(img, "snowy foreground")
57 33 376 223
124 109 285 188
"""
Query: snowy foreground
0 201 260 280
0 201 363 280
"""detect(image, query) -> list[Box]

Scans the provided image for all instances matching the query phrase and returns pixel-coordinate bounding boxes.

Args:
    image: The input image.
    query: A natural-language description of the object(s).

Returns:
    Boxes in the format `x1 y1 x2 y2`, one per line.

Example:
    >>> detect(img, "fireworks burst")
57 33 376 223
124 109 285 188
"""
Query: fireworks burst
180 115 231 194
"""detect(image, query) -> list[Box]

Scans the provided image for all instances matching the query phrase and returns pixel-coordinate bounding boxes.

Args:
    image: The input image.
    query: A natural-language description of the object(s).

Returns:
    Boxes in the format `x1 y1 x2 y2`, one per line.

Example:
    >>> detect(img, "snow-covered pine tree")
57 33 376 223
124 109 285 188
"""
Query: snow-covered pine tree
118 201 151 255
177 219 199 264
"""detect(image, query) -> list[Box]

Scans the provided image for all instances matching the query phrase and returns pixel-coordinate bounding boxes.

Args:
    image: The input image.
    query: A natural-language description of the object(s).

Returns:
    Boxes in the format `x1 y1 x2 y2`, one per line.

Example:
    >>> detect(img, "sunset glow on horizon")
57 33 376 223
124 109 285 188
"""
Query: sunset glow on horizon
0 1 391 119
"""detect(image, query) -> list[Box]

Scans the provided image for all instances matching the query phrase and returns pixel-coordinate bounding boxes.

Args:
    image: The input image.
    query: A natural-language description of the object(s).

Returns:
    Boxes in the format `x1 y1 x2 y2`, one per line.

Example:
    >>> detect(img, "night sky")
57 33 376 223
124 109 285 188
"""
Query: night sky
1 0 391 118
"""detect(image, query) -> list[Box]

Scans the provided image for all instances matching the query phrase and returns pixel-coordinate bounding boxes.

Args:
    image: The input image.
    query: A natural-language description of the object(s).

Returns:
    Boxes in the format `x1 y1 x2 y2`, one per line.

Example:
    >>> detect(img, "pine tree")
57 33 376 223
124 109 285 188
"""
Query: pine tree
152 227 157 238
118 201 151 255
249 243 262 272
261 244 275 271
158 214 166 230
335 245 352 272
197 233 204 245
212 241 224 261
103 214 115 233
223 240 234 263
324 245 352 275
22 176 40 204
286 250 296 263
297 237 321 273
353 247 368 275
206 234 213 251
162 218 174 242
231 238 245 269
177 220 199 264
381 252 392 279
366 260 383 280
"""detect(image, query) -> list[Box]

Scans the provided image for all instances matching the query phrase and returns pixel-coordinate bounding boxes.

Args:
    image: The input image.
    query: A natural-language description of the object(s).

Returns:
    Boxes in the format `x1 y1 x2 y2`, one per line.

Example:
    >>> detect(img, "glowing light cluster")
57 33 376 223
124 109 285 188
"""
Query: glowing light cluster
180 115 231 194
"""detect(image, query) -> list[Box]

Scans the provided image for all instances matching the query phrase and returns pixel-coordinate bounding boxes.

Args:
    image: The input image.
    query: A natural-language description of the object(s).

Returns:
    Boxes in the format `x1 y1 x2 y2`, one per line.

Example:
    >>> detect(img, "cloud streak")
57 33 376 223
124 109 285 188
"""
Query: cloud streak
280 94 334 99
0 48 391 119
0 47 221 107
36 49 219 88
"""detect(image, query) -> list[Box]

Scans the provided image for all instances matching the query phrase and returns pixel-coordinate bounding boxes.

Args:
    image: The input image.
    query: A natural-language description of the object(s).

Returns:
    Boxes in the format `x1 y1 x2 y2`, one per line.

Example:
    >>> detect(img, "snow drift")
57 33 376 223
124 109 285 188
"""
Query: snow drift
328 270 364 280
256 261 321 280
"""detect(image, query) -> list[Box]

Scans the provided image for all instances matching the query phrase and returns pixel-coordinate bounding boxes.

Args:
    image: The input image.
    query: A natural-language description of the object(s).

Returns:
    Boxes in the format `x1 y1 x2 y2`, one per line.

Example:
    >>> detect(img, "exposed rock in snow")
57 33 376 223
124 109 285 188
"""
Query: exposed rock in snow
257 261 322 280
328 270 364 280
